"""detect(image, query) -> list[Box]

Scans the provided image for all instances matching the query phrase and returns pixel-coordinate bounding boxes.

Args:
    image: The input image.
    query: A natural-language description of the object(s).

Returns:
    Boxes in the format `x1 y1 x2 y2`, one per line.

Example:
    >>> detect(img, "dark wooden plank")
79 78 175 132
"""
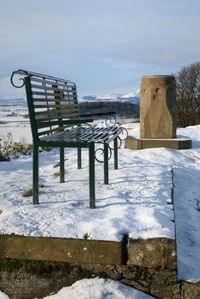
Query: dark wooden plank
35 113 79 122
34 104 79 109
32 91 56 96
32 91 76 97
31 77 76 88
37 119 78 129
31 84 75 92
32 99 79 104
35 107 80 115
37 126 71 136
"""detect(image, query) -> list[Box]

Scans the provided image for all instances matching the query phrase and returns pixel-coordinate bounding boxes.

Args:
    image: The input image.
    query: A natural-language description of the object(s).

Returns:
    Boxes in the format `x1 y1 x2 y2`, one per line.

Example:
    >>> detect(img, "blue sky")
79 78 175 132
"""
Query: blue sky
0 0 200 98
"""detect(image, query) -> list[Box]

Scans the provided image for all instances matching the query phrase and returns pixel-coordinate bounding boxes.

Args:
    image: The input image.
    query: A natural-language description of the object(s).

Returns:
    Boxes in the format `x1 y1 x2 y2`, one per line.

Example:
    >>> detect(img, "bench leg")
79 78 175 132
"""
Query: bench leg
104 143 109 184
60 147 65 183
114 138 118 169
77 147 82 169
89 143 95 209
33 143 39 204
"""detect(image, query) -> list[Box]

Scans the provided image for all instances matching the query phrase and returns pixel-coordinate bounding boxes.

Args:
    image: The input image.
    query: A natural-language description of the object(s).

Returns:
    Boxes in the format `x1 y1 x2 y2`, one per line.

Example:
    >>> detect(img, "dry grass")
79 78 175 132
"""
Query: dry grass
22 184 45 197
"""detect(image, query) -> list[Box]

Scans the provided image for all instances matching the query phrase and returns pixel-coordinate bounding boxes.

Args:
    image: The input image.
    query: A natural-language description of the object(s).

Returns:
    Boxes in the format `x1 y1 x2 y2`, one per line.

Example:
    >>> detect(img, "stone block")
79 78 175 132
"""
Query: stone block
150 269 180 299
127 238 176 269
182 282 200 299
0 234 123 265
125 136 192 150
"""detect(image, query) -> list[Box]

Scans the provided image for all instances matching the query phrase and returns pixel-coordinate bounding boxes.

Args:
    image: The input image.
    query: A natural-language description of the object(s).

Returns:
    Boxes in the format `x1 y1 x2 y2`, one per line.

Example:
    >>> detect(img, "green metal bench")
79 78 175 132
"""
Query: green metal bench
11 70 127 208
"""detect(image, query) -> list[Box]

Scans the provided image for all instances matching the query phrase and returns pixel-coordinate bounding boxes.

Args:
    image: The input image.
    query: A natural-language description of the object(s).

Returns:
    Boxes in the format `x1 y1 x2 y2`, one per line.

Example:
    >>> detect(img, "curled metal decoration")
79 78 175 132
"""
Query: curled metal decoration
10 69 29 88
109 136 122 150
108 127 128 151
105 115 117 128
118 127 128 141
76 123 94 142
94 146 112 163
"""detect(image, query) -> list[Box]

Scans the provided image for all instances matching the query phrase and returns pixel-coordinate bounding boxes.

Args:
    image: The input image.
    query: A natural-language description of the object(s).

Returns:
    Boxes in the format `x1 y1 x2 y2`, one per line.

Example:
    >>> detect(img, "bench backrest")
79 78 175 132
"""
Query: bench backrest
11 70 79 141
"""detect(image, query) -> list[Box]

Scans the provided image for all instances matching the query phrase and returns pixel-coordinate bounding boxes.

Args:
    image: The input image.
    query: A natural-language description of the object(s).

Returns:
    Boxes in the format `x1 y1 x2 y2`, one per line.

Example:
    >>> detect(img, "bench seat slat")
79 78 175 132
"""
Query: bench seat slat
32 91 76 97
31 77 76 88
32 99 79 104
34 104 79 109
37 118 93 127
37 127 68 136
32 97 77 103
35 113 80 122
37 119 79 129
35 108 80 115
31 84 76 92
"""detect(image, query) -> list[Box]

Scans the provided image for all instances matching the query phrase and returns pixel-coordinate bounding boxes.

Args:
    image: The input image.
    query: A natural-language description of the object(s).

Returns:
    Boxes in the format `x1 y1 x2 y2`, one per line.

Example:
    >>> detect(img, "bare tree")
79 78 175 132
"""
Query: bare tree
176 62 200 127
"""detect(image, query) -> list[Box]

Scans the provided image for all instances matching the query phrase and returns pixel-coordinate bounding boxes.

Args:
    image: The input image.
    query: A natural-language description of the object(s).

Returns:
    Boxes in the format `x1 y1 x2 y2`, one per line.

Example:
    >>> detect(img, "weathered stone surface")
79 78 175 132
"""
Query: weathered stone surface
122 267 181 299
182 281 200 299
121 265 154 293
125 136 192 150
127 238 176 269
140 75 176 139
0 261 179 299
2 257 200 299
0 234 123 265
150 269 180 299
0 264 94 299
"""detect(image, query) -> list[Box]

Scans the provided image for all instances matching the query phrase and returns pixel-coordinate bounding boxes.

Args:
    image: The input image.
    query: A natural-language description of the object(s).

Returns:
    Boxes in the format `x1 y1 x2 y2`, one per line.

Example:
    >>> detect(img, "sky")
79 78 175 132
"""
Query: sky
0 0 200 99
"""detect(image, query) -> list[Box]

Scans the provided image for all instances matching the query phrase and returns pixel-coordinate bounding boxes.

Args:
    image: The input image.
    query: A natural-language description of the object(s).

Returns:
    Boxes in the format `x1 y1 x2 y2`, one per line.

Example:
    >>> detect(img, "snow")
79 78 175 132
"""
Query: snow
1 107 200 282
0 291 9 299
0 278 155 299
43 278 155 299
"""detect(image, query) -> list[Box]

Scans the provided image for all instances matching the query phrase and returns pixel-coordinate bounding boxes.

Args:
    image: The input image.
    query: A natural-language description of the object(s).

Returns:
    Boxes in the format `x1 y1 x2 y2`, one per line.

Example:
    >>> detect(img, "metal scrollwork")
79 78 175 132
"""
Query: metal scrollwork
108 127 128 151
10 69 29 88
94 146 112 163
118 127 128 141
76 123 94 142
109 136 122 150
105 115 117 128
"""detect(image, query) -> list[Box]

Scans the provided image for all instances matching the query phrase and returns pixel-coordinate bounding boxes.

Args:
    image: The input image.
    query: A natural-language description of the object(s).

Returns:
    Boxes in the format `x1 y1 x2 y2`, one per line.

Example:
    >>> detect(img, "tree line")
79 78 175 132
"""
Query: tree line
176 62 200 127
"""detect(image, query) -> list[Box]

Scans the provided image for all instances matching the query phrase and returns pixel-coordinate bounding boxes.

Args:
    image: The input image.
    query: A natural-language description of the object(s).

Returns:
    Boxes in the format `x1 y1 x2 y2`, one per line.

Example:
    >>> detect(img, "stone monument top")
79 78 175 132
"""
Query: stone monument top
140 75 176 139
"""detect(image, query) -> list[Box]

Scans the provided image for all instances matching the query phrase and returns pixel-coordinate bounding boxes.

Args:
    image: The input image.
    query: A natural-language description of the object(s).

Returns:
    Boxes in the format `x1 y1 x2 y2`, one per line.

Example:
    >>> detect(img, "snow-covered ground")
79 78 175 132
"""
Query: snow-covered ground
43 278 155 299
0 107 200 283
0 278 155 299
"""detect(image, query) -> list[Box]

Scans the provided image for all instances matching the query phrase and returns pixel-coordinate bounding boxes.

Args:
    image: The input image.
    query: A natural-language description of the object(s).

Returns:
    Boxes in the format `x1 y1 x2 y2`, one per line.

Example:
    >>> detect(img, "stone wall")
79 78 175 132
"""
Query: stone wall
0 236 200 299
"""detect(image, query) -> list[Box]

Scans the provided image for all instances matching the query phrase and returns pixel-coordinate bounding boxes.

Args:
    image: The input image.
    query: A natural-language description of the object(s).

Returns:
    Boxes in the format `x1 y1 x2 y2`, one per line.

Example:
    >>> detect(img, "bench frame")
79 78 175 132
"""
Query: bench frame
11 70 126 208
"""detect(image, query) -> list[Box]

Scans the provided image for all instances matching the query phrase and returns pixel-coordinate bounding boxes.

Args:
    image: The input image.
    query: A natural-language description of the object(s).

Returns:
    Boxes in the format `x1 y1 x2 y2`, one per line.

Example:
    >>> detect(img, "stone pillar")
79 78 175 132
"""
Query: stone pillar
140 75 176 139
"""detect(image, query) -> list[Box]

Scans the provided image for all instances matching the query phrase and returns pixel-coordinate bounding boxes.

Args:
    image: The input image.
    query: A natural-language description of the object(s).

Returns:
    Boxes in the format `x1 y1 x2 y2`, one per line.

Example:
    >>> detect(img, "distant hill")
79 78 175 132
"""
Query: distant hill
116 96 140 105
81 94 140 106
0 98 26 106
80 101 139 119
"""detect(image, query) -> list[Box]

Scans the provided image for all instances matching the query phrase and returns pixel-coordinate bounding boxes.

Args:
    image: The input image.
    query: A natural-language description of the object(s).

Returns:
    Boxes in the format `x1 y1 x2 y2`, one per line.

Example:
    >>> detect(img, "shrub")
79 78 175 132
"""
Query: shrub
0 132 32 161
